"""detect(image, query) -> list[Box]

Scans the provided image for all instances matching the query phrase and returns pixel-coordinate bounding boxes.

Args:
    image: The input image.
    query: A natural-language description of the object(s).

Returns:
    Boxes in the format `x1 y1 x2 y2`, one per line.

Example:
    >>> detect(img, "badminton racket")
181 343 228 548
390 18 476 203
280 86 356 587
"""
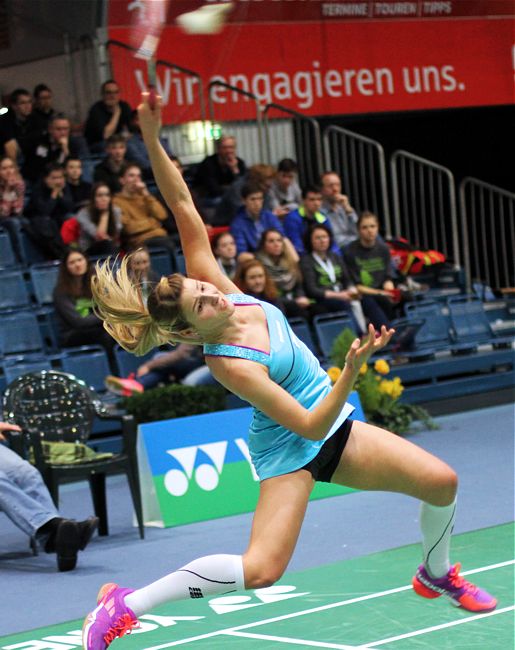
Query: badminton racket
130 0 171 108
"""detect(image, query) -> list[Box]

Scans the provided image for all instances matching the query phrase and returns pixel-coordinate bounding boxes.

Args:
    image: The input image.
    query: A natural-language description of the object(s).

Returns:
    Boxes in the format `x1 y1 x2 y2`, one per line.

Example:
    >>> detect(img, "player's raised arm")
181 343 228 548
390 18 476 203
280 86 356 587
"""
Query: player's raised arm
137 93 238 292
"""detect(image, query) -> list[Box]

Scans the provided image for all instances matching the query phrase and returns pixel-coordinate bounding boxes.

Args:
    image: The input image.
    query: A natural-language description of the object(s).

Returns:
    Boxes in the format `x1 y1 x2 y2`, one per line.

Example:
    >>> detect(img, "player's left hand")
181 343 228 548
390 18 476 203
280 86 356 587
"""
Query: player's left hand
345 324 395 372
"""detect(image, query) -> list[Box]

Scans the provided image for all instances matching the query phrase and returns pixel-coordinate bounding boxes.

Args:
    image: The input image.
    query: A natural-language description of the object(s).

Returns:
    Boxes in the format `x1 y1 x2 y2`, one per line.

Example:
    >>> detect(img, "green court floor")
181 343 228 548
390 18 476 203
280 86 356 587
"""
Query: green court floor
1 524 512 650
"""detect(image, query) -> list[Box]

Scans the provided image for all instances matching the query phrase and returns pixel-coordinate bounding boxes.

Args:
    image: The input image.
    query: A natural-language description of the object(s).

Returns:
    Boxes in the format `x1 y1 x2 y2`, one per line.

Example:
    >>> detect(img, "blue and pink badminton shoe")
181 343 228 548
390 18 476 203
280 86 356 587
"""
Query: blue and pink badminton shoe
82 583 139 650
413 562 497 612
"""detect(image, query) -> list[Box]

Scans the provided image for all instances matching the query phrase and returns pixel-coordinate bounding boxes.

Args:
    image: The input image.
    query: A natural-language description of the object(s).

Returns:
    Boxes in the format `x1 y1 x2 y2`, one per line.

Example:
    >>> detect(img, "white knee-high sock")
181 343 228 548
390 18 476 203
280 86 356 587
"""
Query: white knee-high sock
124 554 245 616
420 498 457 579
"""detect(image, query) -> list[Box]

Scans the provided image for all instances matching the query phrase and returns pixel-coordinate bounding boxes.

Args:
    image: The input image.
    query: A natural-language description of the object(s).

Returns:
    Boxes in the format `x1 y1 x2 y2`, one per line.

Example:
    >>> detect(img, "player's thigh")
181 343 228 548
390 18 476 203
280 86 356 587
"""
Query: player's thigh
243 469 314 586
331 420 457 505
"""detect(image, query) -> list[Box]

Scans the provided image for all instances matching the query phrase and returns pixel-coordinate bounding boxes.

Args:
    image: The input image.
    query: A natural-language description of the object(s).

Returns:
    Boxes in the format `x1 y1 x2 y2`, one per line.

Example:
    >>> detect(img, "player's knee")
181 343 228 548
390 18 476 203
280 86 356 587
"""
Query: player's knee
432 466 458 506
243 556 285 589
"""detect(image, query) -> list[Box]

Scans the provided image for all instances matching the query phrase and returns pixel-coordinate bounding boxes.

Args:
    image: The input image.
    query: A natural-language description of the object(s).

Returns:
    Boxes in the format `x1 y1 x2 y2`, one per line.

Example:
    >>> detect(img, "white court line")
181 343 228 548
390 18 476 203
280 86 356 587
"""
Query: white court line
145 559 515 649
359 605 515 648
226 630 364 649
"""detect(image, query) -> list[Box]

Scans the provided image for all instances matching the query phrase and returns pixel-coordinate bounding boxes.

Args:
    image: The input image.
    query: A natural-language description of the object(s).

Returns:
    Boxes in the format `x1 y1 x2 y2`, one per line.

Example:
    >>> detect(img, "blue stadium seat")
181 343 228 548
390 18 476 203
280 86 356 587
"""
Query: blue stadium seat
312 312 357 359
0 229 18 267
3 220 47 265
0 269 31 310
60 345 112 393
2 355 53 385
0 311 45 356
30 261 61 305
113 345 155 378
148 247 173 277
288 317 319 356
447 295 513 350
175 252 186 275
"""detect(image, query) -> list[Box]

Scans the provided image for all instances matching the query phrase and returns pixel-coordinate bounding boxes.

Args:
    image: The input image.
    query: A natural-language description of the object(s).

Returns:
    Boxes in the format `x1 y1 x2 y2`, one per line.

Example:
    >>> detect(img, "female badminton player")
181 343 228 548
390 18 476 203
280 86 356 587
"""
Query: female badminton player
82 93 496 650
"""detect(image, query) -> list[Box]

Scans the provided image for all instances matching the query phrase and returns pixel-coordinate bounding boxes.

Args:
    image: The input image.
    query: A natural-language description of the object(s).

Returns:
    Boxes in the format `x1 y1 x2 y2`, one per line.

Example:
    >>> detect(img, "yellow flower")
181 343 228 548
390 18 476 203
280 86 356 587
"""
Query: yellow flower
379 379 393 395
359 363 368 375
391 384 404 399
374 359 390 375
326 366 341 383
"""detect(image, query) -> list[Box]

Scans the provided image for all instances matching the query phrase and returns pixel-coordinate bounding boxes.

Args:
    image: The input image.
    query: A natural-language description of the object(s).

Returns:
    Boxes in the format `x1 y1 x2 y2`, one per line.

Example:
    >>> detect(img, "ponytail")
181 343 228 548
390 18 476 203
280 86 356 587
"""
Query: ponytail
91 256 181 355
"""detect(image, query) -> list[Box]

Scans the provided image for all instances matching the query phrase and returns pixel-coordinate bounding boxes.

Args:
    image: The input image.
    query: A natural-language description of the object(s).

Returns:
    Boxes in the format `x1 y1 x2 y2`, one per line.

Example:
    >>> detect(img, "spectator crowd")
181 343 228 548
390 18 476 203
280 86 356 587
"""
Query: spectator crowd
1 78 419 397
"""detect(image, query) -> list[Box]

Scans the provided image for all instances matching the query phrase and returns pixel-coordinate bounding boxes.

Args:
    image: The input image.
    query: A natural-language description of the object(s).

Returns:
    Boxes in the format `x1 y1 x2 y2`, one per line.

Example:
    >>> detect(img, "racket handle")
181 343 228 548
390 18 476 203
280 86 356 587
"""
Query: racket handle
148 86 157 109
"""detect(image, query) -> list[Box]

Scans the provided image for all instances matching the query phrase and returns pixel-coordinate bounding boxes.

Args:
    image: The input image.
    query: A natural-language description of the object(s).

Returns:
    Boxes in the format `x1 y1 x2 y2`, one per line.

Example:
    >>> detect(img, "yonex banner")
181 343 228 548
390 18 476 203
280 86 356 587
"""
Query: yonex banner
137 392 364 528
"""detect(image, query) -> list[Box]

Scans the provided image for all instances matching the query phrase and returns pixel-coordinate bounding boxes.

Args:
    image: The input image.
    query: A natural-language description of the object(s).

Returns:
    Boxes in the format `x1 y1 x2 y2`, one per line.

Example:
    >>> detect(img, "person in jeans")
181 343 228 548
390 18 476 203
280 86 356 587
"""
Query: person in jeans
0 421 98 571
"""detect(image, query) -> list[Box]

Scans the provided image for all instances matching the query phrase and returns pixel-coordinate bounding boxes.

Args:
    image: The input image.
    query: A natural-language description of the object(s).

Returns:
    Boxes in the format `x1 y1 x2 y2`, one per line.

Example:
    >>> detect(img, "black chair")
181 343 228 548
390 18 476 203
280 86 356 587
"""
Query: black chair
2 370 144 539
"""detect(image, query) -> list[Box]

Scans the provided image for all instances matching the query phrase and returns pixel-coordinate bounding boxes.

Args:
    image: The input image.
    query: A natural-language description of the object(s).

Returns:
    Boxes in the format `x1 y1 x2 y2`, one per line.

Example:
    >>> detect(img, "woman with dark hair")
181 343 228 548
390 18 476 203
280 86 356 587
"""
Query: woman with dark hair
52 249 115 358
300 224 390 331
75 182 122 255
233 258 284 311
256 228 310 319
211 230 237 280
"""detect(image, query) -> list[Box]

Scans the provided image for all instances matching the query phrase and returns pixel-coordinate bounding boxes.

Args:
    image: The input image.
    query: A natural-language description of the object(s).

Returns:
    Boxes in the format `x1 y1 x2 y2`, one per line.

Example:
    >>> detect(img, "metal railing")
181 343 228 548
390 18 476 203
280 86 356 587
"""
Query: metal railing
263 103 323 188
390 151 460 268
207 81 266 165
324 126 391 236
105 40 207 161
459 178 515 292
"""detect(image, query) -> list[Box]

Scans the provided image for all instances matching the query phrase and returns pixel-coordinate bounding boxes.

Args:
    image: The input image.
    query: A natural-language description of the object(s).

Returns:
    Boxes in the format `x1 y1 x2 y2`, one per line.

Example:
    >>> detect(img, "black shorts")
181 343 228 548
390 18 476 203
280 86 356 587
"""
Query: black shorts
301 418 353 483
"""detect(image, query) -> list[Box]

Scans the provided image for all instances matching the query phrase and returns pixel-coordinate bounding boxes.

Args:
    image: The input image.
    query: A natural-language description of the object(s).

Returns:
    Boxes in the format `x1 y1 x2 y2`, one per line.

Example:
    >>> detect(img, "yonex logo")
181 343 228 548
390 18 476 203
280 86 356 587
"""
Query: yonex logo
164 439 258 498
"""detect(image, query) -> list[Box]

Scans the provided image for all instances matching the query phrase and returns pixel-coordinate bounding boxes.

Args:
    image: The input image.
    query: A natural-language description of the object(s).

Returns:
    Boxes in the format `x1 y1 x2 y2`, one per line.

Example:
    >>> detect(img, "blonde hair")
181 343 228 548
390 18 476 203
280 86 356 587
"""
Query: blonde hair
91 256 197 355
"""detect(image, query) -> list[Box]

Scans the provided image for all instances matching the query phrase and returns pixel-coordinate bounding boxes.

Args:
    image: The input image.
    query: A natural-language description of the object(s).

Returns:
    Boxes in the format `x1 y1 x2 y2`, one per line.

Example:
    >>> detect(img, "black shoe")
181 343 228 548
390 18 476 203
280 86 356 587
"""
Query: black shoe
54 519 80 572
78 516 99 551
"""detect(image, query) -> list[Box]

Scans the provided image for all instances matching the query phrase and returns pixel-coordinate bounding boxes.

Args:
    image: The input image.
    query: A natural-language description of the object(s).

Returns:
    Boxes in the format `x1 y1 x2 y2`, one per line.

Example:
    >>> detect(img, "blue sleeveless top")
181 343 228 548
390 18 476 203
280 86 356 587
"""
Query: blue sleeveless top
204 294 354 480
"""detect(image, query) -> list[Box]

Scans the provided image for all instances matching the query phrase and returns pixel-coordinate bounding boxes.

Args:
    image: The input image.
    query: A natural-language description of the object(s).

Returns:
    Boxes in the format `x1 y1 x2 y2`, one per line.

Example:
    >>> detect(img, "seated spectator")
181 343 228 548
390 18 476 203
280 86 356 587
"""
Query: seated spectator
229 182 286 262
212 230 237 280
256 228 311 320
0 421 98 571
320 171 358 249
31 83 56 136
114 163 176 264
299 224 361 331
23 113 88 184
194 134 246 203
25 162 73 259
234 258 284 311
268 158 302 217
127 246 159 305
84 79 132 153
93 134 130 194
284 184 338 255
65 156 92 210
126 109 172 179
342 211 399 322
213 163 276 226
75 182 122 256
105 343 205 396
0 88 38 164
0 155 25 219
53 249 116 358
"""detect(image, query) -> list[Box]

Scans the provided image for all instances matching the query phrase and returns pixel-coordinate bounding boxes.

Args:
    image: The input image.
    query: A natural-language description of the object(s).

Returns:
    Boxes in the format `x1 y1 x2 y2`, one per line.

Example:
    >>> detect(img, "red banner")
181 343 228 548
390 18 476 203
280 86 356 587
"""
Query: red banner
107 5 514 123
108 0 515 24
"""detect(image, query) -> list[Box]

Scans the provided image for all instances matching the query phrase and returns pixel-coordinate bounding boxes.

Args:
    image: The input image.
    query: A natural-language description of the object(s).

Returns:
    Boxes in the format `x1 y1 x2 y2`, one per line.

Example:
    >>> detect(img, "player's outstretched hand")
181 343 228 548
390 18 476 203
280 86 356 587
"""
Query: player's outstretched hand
138 91 162 142
345 324 395 373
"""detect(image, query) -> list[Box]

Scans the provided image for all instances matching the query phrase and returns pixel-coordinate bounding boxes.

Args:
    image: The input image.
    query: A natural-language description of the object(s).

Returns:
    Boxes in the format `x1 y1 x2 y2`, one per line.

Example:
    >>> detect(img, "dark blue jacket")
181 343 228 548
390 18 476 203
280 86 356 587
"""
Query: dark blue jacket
230 207 284 255
284 206 339 255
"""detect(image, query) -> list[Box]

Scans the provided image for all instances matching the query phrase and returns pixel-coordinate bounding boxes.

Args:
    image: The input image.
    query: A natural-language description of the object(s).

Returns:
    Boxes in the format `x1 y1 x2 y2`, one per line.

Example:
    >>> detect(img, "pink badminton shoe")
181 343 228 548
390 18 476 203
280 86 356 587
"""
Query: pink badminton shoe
413 563 497 612
82 583 138 650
